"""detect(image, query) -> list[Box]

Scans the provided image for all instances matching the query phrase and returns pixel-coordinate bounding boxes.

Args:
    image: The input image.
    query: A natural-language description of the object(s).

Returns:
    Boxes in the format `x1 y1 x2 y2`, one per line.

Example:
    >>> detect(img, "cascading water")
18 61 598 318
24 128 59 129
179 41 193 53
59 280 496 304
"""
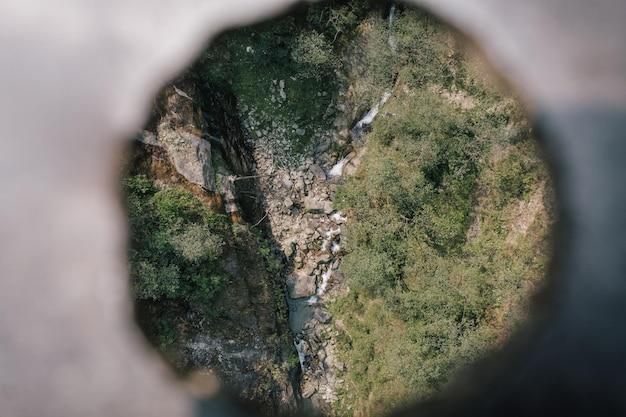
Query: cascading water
309 225 342 305
350 3 398 142
279 5 400 407
328 157 349 178
294 339 307 372
308 264 335 305
351 90 392 141
388 3 397 52
287 6 400 401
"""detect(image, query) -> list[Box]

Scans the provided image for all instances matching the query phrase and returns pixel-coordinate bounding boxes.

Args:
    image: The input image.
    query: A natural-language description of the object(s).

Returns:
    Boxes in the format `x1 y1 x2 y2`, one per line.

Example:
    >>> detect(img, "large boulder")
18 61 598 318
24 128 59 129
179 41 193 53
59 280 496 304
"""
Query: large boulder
287 270 317 299
136 82 216 192
301 380 318 399
304 196 333 214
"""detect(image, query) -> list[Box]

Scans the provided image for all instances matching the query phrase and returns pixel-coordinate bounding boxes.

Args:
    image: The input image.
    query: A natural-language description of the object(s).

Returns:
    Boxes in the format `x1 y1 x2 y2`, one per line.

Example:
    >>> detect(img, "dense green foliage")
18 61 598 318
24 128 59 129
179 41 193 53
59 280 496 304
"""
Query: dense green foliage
125 2 552 414
124 174 230 347
195 1 374 155
328 6 552 416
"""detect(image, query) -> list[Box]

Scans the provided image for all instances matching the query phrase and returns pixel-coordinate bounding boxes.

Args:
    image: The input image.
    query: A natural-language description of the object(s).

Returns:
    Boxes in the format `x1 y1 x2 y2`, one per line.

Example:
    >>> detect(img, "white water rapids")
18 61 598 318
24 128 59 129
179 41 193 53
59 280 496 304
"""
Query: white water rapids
294 339 307 372
328 157 349 178
353 90 392 133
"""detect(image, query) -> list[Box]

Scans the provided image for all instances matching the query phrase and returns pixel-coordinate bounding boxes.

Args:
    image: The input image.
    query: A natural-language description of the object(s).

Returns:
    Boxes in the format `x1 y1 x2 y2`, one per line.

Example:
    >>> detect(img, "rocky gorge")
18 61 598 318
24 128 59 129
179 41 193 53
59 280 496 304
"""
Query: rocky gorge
129 63 384 413
125 3 554 416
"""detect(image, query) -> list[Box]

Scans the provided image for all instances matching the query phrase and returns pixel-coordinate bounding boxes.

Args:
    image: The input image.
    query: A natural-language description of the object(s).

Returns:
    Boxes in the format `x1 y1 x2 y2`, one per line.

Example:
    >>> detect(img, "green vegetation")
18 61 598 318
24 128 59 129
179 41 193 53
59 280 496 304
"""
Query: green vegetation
124 174 230 348
125 2 552 414
329 6 553 416
124 174 296 386
194 1 373 157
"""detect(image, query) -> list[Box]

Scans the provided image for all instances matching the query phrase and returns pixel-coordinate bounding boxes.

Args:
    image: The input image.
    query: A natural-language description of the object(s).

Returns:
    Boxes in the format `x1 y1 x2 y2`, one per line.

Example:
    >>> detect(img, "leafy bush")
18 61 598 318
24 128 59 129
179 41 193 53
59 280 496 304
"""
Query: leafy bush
123 175 230 345
170 223 224 264
291 31 337 80
151 188 206 225
131 260 180 300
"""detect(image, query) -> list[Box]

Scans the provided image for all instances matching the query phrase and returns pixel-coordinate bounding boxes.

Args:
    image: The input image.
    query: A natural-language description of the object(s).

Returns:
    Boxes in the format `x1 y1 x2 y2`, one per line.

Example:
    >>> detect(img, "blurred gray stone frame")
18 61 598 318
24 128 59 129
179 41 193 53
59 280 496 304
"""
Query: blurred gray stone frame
1 1 625 416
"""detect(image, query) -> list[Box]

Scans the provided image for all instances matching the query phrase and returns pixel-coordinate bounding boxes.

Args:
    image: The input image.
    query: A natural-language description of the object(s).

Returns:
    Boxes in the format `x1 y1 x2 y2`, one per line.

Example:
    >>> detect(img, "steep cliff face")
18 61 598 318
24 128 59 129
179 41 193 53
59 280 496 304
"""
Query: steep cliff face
198 82 270 227
200 82 255 176
138 80 216 192
127 78 298 416
177 226 298 416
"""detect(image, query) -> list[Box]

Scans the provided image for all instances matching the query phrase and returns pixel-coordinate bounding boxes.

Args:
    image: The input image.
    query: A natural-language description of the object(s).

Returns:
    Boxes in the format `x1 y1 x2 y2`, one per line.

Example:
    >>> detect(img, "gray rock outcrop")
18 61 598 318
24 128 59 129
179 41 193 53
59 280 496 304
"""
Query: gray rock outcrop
137 81 216 191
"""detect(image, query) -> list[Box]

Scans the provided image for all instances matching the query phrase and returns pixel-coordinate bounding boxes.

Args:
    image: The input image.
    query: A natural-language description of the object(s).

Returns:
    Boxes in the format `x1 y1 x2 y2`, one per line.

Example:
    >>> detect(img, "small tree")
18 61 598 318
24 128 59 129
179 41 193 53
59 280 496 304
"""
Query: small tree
291 30 336 80
170 223 224 264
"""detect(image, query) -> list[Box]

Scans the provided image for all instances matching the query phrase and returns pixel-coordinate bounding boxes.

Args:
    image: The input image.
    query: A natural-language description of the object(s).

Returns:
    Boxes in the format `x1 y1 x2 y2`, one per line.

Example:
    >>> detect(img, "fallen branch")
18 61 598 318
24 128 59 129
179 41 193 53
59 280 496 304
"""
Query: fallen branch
251 212 269 228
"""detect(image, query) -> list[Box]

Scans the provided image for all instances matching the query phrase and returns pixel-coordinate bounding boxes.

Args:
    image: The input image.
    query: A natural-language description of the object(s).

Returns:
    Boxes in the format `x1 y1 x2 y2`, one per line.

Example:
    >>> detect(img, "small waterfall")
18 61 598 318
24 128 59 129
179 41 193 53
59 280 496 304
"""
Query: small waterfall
355 90 392 130
331 212 348 223
388 4 396 28
351 90 392 141
307 266 333 305
318 267 333 295
388 3 397 52
294 339 307 372
309 226 341 305
319 225 341 253
350 4 398 142
328 157 350 178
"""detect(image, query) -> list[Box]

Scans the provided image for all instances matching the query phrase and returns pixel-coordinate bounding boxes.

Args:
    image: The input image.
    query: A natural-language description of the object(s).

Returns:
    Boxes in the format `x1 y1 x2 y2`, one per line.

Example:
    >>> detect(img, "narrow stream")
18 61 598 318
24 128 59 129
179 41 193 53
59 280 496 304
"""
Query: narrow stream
388 3 397 51
276 80 396 411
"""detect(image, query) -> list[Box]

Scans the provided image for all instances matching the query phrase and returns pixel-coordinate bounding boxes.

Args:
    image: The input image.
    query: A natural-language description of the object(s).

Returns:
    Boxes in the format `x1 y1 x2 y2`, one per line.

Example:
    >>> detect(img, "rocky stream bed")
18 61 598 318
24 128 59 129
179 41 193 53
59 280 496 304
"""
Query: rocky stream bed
131 64 392 414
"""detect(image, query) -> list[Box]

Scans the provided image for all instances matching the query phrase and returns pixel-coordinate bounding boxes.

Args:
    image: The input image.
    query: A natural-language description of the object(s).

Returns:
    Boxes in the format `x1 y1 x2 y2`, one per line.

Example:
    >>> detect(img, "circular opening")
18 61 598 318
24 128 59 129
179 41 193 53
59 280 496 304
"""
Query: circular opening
121 2 555 415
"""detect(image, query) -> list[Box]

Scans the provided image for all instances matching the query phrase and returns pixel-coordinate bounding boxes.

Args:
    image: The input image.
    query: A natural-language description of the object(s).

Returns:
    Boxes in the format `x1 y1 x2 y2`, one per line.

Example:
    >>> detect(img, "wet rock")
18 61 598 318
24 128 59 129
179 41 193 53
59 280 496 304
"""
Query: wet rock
330 212 347 225
302 380 318 399
316 252 331 263
297 339 310 356
313 309 332 324
287 270 317 299
281 175 293 190
309 164 326 182
304 196 325 212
